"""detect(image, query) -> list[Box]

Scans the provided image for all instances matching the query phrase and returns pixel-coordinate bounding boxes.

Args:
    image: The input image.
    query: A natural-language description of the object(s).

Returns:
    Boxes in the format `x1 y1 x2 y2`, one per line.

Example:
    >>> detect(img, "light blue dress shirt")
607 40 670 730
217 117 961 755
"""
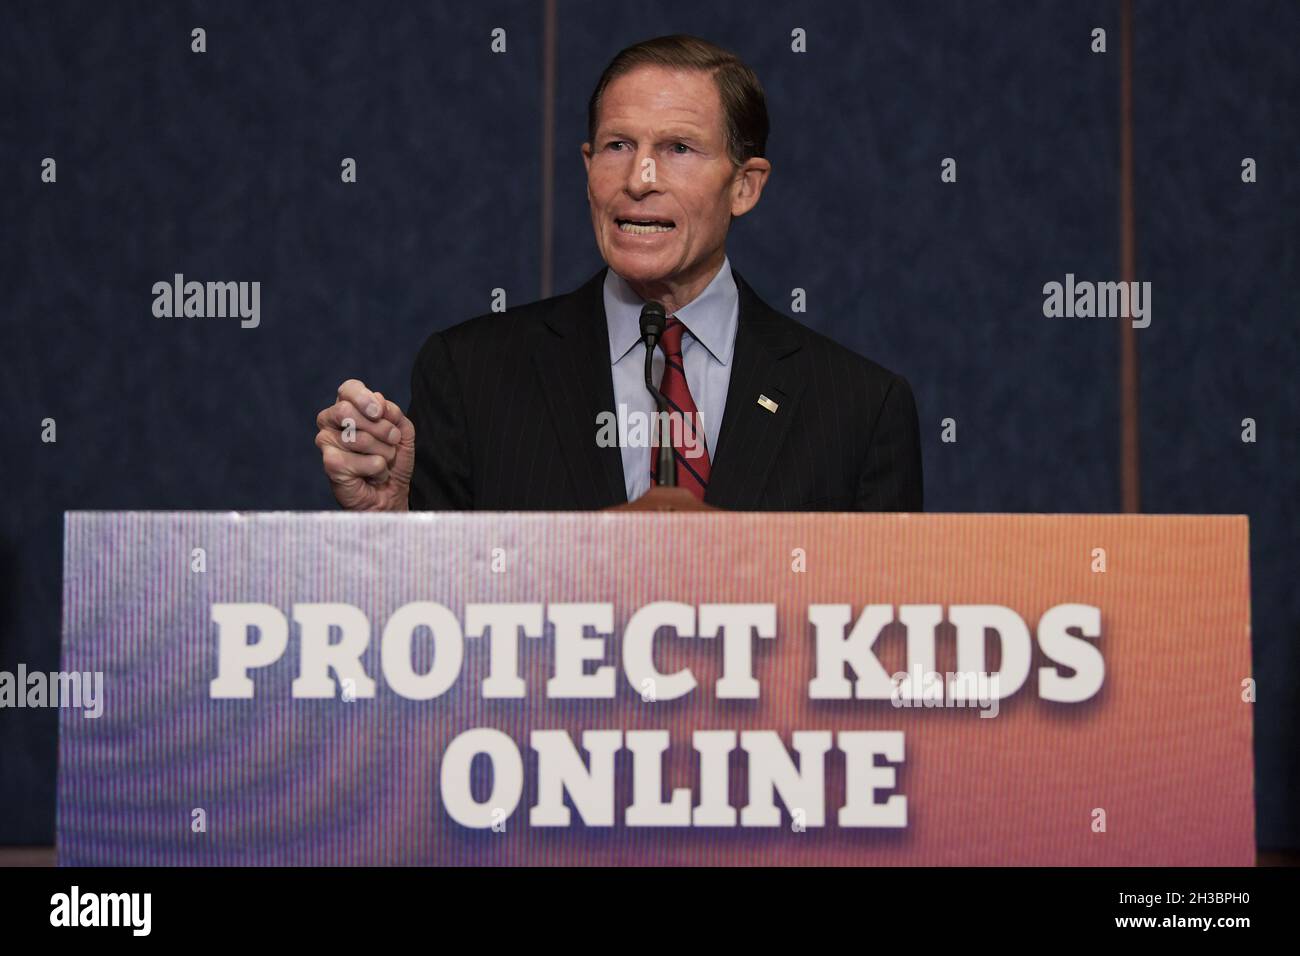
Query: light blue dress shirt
604 256 739 501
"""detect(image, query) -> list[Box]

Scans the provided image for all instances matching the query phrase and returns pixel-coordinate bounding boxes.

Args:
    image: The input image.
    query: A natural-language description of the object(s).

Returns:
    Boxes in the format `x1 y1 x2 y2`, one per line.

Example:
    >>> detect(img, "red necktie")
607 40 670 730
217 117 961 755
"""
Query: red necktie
649 316 711 500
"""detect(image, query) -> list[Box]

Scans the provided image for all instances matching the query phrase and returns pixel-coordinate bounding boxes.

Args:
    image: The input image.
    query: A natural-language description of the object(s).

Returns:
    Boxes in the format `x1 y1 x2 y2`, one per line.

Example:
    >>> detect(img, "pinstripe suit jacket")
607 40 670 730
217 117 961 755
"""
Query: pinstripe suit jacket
407 266 923 511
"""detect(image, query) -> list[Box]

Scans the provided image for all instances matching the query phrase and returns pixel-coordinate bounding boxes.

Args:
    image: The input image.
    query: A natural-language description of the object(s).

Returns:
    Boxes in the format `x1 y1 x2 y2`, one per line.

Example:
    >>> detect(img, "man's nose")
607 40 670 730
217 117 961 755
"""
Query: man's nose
624 146 661 196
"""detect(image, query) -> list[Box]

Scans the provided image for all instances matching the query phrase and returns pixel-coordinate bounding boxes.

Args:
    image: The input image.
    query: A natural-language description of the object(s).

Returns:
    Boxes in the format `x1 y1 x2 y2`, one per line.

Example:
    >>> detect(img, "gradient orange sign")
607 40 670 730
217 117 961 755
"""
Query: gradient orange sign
59 512 1254 866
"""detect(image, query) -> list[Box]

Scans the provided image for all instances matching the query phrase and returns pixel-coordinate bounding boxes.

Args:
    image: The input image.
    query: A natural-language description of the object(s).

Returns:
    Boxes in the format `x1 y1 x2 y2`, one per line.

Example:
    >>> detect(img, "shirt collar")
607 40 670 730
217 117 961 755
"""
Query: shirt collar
604 256 739 367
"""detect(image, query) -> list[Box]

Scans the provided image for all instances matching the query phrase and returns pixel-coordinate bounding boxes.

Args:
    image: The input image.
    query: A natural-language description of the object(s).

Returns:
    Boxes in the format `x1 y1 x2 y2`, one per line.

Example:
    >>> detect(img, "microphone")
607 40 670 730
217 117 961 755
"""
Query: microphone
639 301 676 487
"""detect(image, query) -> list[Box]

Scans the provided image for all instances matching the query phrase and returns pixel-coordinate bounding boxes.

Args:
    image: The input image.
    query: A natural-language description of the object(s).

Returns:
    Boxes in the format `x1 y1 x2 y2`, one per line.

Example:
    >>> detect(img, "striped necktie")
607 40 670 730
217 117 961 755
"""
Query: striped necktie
650 316 711 500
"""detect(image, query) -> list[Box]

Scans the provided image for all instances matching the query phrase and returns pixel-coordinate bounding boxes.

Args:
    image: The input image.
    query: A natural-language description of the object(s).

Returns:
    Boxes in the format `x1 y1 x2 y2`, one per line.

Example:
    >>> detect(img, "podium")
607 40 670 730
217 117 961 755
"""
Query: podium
58 511 1253 866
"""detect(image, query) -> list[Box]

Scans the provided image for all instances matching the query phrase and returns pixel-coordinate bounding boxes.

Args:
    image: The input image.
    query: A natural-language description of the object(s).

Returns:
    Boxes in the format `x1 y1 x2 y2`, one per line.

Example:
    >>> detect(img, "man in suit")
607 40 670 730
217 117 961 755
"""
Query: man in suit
315 34 923 512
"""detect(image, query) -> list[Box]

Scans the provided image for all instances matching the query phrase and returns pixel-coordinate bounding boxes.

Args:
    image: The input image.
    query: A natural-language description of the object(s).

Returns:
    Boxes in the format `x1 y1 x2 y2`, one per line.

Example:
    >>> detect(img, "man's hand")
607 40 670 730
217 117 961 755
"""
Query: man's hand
315 379 416 511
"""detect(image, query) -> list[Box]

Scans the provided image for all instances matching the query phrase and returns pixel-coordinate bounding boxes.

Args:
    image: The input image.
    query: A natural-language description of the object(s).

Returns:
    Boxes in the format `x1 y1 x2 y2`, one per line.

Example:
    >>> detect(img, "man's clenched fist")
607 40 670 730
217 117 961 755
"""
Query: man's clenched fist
315 379 416 511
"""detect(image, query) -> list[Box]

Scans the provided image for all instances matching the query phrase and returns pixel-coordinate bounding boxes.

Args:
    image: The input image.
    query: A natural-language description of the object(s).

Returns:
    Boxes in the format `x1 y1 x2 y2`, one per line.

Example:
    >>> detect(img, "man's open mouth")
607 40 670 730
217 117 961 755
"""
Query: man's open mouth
616 218 676 234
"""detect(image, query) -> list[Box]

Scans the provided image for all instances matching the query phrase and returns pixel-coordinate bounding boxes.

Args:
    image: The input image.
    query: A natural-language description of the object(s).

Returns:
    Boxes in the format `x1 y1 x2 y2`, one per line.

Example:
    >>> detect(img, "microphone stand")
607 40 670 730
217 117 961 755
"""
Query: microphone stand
639 302 677 488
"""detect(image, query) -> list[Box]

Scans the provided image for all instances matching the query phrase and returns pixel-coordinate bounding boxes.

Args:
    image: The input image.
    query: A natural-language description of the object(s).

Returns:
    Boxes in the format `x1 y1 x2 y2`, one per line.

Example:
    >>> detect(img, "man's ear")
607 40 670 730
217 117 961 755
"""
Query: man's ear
730 157 772 217
581 142 593 174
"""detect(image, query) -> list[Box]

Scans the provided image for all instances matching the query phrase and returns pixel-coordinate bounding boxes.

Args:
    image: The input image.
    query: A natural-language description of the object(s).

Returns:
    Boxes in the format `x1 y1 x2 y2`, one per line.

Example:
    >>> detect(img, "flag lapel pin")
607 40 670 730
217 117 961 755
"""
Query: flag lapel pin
757 394 779 414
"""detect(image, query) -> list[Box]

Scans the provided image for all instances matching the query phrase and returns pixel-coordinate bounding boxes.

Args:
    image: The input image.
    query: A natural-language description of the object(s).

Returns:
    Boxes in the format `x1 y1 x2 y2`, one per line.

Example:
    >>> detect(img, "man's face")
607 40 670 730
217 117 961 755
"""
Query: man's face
582 66 769 297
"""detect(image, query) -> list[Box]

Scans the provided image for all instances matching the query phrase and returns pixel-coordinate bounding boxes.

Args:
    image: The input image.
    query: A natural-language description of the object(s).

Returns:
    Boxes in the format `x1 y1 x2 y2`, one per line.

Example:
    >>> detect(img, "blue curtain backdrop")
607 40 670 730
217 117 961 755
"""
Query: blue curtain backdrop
2 0 1296 848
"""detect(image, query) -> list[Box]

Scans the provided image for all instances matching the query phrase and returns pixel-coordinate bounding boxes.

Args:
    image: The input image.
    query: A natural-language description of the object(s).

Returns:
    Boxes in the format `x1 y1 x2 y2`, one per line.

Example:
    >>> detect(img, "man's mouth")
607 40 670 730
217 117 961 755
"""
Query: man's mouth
616 217 676 235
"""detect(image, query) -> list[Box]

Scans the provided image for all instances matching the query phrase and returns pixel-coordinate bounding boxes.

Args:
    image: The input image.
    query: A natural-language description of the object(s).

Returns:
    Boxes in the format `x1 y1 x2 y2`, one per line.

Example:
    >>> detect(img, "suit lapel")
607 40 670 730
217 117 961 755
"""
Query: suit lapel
531 268 629 507
705 269 807 509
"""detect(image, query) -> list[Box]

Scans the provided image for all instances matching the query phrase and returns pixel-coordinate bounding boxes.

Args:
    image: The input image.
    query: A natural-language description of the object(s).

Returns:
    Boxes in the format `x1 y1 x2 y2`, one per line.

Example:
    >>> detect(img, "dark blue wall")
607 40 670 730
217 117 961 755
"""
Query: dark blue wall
1132 0 1300 852
2 0 1296 848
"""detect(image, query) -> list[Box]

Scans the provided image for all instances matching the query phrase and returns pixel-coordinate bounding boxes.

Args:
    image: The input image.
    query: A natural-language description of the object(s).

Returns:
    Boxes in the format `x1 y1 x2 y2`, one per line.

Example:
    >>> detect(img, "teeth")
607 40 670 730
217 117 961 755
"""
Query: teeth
619 221 673 234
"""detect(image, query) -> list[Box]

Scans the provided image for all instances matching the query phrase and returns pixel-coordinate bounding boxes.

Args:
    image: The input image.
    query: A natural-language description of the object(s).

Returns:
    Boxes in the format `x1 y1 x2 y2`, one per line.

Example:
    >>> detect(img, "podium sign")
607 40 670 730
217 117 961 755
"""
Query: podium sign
58 512 1253 865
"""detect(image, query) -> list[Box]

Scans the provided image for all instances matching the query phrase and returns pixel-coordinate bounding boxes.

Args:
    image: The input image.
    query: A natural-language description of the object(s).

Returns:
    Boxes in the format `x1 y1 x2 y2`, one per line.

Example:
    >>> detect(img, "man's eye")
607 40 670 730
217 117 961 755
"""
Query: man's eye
670 142 690 154
606 141 627 151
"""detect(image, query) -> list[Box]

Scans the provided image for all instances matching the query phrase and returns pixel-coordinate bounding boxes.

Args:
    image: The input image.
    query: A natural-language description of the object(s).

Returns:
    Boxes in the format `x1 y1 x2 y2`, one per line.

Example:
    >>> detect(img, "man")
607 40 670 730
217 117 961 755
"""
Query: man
315 34 923 512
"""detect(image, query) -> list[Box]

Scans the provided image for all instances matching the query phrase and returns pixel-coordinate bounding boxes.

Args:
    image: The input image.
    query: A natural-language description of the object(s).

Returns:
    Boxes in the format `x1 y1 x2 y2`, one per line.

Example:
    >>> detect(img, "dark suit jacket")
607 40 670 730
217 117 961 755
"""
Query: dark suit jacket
407 266 923 511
